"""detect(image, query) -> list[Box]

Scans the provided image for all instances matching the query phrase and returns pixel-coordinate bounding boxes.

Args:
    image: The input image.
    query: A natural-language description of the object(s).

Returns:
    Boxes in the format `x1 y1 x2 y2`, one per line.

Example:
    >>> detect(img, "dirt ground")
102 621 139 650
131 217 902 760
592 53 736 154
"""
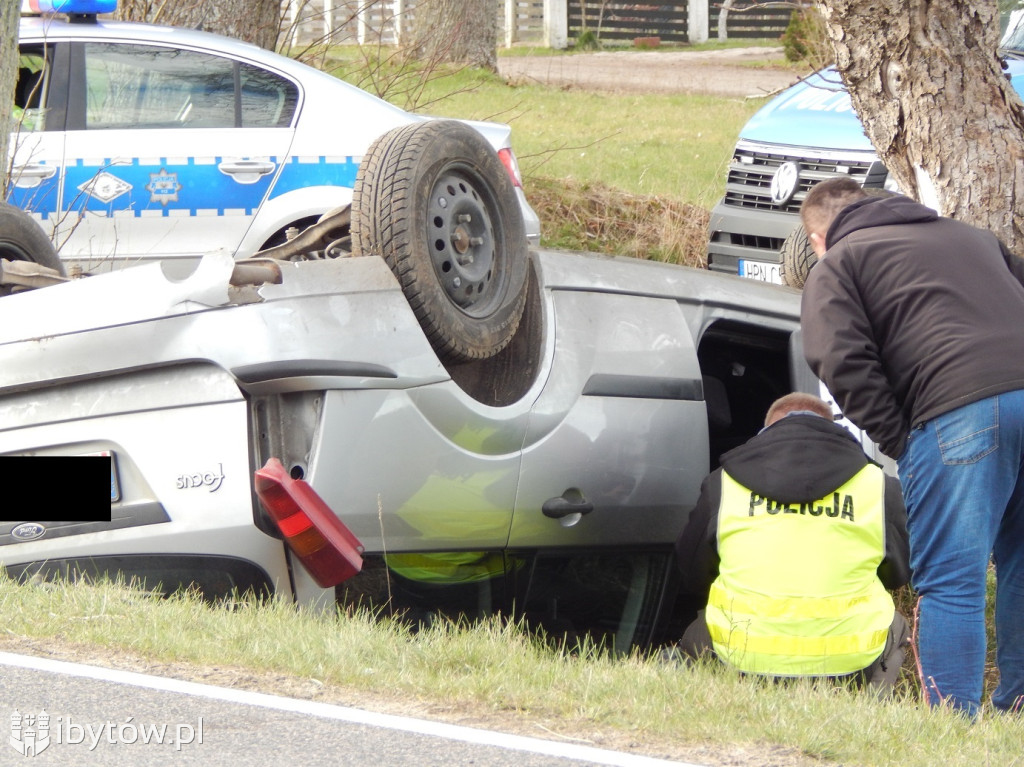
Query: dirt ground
498 46 803 99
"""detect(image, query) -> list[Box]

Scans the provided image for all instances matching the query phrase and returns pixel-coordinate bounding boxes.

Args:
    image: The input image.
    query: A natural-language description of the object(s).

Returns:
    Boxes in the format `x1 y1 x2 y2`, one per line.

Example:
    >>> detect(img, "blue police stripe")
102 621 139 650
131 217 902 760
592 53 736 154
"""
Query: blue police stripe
10 156 361 221
268 156 359 200
62 157 274 217
6 165 61 220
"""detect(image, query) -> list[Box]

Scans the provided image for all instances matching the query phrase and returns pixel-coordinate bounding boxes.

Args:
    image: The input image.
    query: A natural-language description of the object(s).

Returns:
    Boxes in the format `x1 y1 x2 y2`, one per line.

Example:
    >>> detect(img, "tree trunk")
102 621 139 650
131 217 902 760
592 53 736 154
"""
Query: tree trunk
116 0 283 51
1 0 19 190
818 0 1024 256
718 0 735 42
407 0 498 71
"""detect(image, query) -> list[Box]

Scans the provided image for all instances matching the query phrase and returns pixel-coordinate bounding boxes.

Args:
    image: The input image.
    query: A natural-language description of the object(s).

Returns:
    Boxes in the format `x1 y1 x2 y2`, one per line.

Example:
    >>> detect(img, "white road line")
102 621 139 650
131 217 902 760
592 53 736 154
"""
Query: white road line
0 652 703 767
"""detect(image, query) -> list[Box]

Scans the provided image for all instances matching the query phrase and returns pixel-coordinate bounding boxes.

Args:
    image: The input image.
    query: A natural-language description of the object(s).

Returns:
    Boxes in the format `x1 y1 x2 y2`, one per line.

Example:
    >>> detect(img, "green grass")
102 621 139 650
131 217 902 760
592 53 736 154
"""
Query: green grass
421 74 758 207
2 576 1021 767
323 52 765 206
319 53 766 263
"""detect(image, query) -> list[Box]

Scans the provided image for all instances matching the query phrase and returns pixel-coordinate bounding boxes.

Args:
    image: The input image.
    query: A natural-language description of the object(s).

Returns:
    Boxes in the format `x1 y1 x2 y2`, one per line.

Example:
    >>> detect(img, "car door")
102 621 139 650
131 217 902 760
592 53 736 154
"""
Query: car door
8 43 65 235
511 287 709 549
56 40 298 272
504 281 710 650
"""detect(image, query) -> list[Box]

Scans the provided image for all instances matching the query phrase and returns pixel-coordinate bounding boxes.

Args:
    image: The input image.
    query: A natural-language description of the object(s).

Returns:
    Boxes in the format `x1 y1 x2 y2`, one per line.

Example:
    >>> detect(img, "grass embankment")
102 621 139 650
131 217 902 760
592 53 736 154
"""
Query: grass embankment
322 49 772 267
2 577 1020 767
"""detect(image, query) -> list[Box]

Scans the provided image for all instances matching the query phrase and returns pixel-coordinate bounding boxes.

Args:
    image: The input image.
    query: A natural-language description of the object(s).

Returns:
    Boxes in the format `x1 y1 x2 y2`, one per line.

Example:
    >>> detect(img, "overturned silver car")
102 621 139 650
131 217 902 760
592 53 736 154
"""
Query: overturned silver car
0 121 819 650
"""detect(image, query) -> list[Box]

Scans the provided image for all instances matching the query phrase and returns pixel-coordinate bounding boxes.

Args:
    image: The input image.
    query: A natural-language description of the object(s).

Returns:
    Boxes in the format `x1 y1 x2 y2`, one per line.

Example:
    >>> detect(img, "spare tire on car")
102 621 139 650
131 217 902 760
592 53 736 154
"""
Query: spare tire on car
0 200 64 277
779 224 816 290
351 119 529 363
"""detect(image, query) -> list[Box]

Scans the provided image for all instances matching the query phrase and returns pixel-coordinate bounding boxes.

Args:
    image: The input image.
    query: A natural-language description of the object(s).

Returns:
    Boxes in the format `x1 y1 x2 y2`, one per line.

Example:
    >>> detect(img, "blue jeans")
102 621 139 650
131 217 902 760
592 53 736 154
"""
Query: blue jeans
898 392 1024 716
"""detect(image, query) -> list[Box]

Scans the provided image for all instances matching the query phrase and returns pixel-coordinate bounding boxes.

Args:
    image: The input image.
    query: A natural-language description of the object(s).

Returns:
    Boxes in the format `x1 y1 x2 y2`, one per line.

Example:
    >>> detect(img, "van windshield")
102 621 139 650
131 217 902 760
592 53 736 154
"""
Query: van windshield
1000 9 1024 55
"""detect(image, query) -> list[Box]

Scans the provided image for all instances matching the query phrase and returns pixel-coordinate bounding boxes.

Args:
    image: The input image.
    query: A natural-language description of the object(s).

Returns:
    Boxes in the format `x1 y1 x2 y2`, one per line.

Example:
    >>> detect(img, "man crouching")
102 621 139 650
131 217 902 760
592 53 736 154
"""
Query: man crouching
673 392 911 694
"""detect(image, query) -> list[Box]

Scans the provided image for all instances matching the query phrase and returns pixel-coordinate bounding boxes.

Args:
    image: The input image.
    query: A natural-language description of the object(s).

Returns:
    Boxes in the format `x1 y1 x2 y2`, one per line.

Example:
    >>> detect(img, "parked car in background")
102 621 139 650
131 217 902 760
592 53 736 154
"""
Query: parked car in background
705 15 1024 288
8 0 540 277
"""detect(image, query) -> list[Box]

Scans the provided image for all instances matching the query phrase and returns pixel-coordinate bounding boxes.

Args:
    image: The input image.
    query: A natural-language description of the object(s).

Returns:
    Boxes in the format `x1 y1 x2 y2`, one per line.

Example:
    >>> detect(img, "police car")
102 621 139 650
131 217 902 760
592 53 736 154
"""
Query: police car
8 0 541 276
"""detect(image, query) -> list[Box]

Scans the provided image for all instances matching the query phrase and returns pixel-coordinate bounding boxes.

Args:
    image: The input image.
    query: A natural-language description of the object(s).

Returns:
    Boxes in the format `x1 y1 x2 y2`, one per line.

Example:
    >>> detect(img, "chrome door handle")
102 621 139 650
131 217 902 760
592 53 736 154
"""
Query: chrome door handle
217 160 276 184
11 164 57 188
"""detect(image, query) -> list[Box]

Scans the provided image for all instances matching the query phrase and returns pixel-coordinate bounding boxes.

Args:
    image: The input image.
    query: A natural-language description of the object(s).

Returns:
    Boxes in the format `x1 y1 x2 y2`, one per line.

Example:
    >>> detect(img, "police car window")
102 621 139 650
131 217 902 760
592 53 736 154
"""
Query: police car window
81 43 296 130
239 65 298 128
13 47 50 132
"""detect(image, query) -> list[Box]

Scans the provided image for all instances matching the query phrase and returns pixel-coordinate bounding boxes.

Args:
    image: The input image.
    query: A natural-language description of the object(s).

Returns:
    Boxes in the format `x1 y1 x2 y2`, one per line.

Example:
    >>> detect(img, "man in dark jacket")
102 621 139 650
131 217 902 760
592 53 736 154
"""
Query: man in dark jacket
675 392 910 693
800 177 1024 716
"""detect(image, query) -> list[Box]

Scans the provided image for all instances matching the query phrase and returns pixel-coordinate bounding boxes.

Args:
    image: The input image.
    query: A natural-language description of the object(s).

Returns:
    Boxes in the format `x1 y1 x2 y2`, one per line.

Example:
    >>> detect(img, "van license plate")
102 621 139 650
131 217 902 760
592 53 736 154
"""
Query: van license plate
739 260 783 284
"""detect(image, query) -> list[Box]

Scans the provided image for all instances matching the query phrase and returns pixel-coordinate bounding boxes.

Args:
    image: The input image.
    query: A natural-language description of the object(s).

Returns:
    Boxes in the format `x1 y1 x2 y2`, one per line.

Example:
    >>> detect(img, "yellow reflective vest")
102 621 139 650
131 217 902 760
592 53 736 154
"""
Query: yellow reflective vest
705 465 894 676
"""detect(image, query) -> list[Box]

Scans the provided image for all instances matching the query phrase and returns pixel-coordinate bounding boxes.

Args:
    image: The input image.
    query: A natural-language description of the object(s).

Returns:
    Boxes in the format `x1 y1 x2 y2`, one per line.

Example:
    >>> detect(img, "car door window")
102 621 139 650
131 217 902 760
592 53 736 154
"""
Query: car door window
8 44 62 223
513 552 672 653
13 46 52 132
81 43 297 130
239 65 298 128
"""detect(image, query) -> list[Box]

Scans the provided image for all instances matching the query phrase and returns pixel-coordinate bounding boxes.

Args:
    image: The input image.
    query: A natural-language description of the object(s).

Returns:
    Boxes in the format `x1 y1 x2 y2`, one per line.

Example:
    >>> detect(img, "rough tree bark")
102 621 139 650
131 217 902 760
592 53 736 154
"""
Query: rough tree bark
817 0 1024 256
407 0 498 72
1 0 19 190
115 0 283 51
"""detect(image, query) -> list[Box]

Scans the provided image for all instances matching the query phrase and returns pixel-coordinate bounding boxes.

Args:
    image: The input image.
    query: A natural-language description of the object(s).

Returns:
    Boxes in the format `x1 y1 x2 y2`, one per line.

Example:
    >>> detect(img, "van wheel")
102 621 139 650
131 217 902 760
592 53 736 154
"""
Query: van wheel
0 201 64 276
780 225 816 290
351 120 529 363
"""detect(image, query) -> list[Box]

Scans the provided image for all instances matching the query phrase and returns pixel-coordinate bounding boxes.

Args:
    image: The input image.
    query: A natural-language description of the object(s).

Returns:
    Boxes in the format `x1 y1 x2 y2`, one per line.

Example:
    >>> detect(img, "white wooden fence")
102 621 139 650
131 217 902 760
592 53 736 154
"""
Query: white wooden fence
281 1 777 50
282 1 547 48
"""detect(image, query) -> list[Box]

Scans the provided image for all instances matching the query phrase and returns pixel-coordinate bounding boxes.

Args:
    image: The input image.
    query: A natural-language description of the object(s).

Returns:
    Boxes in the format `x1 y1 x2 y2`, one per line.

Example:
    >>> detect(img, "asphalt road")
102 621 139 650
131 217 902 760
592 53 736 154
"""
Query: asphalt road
0 652 702 767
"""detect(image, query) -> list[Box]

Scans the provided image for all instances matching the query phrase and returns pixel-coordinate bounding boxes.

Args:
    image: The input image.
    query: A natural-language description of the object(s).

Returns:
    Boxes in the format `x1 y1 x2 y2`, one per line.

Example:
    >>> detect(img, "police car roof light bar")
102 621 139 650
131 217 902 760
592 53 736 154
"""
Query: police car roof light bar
22 0 117 19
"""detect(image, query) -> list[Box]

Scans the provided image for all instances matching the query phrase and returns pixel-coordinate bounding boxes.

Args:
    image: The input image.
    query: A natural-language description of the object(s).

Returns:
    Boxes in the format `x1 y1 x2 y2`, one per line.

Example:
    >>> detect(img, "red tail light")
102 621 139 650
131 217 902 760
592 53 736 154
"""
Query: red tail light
497 148 523 188
254 458 363 587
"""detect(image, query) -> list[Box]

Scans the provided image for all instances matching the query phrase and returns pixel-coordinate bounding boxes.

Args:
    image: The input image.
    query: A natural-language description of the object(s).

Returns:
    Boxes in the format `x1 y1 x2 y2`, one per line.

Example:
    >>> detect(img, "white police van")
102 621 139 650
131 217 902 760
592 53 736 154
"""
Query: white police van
8 0 540 276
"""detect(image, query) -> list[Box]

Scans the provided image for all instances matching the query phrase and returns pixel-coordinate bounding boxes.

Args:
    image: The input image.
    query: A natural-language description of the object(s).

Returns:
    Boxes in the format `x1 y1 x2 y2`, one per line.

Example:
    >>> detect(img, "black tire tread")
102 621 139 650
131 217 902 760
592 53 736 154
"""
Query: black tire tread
0 201 65 276
780 224 817 290
351 120 528 362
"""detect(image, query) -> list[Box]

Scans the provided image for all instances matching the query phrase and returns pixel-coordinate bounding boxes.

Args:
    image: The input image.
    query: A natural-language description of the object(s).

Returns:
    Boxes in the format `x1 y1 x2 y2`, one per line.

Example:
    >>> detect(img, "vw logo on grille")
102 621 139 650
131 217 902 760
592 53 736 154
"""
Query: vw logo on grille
770 161 800 206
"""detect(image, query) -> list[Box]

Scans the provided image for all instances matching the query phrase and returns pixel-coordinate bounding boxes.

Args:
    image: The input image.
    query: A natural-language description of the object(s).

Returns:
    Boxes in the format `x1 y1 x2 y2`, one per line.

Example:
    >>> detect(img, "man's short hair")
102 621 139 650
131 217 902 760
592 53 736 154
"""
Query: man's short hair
800 177 869 240
764 392 834 427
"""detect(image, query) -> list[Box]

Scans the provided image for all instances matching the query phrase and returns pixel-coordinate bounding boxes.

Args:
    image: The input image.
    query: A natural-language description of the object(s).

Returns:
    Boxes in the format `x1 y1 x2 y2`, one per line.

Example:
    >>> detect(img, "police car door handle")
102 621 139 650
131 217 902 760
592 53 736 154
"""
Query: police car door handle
542 490 594 519
218 160 277 184
11 163 56 188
